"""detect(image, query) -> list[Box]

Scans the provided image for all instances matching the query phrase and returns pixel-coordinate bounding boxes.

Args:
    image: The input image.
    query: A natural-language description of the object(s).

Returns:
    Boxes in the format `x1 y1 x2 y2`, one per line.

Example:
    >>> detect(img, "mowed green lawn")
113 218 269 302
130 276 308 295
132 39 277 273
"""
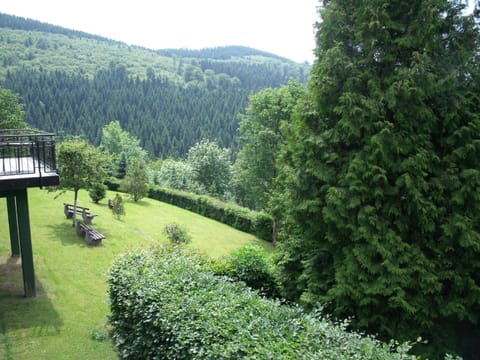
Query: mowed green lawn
0 188 271 359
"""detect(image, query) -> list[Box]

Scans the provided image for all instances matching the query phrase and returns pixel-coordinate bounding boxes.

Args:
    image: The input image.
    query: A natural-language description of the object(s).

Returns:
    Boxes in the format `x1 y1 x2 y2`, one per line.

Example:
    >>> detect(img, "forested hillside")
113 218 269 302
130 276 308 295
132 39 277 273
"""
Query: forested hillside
0 13 310 157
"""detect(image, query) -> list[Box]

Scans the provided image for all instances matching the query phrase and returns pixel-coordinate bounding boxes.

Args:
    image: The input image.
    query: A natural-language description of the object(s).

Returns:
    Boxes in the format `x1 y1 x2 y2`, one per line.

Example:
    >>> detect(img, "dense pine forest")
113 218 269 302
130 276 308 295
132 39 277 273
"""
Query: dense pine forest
0 13 309 157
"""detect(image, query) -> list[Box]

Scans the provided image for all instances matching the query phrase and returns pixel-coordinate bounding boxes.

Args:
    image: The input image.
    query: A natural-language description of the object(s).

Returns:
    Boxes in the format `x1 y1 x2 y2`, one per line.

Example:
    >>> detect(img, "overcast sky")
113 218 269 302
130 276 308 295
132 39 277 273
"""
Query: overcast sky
1 0 320 63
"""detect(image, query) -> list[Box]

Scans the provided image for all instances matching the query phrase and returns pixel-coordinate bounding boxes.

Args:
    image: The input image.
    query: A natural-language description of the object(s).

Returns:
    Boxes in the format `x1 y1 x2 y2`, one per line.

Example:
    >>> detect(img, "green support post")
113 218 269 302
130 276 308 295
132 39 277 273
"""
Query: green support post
15 189 36 297
6 195 20 257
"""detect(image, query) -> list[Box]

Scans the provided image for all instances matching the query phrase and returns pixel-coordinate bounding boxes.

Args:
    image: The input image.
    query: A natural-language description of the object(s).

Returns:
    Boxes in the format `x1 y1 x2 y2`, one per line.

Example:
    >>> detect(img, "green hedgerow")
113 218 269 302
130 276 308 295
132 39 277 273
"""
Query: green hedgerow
108 247 418 360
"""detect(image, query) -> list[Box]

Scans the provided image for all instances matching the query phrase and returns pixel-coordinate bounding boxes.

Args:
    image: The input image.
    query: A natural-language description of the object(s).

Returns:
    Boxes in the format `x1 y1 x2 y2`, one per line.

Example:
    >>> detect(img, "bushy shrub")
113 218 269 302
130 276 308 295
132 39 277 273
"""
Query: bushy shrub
91 327 109 342
104 177 121 191
162 223 191 244
88 182 106 203
108 247 417 360
148 186 273 241
221 245 278 298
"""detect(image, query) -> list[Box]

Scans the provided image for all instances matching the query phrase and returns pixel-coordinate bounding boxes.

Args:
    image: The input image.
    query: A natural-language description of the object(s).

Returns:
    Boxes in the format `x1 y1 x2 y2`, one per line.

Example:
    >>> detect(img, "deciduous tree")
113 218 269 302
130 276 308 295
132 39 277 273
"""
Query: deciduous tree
187 139 231 196
232 81 305 210
154 158 193 191
0 86 27 129
101 120 147 168
57 138 108 224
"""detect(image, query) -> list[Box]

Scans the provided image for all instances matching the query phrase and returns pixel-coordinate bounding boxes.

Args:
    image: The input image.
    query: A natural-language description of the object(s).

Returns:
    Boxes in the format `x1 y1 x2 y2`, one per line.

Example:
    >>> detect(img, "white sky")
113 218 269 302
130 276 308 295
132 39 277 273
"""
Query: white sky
1 0 320 63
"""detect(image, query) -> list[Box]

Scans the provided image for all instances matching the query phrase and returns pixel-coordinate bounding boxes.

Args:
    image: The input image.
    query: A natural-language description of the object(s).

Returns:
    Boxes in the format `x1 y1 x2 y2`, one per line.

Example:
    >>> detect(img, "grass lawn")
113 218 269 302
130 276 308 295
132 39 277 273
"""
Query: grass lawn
0 188 271 359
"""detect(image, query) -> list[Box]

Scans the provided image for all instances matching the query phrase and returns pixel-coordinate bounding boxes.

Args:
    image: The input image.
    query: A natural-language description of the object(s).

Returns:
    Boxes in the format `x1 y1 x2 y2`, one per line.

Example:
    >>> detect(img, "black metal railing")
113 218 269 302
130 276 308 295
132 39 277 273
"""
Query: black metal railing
0 129 57 177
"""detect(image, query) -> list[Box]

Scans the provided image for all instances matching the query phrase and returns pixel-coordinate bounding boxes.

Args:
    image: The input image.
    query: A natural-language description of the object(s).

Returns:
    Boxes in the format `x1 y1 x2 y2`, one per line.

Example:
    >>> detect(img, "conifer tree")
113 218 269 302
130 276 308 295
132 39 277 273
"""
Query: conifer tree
121 157 149 202
275 0 480 357
116 151 128 179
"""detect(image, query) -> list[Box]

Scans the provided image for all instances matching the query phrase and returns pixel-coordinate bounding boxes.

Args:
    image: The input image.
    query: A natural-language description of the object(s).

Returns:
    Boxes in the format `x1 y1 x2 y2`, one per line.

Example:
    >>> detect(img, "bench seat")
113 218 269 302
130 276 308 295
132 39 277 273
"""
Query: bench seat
75 221 105 246
64 203 97 224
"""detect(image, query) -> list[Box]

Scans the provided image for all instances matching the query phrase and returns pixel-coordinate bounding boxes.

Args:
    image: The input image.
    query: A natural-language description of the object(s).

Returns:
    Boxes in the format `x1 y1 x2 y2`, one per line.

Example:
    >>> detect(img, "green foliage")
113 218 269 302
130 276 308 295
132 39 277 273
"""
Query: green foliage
274 0 480 358
232 81 306 210
90 327 110 342
57 138 108 193
0 86 26 129
153 158 194 191
213 245 278 298
88 182 107 203
148 186 273 241
111 193 125 220
101 121 147 165
104 177 121 191
120 157 149 202
162 223 192 245
187 139 232 196
57 138 109 223
108 247 417 360
115 152 128 179
0 14 310 158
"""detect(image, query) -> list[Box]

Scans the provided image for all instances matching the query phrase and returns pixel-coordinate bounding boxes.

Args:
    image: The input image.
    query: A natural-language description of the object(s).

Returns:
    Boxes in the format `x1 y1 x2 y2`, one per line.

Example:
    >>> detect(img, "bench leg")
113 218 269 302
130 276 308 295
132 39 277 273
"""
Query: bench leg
85 233 102 246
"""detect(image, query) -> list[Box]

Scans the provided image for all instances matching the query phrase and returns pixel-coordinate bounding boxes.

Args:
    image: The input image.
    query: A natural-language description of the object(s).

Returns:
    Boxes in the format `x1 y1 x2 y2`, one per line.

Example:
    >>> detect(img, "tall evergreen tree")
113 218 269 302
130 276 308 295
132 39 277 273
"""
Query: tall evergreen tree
274 0 480 357
116 151 128 179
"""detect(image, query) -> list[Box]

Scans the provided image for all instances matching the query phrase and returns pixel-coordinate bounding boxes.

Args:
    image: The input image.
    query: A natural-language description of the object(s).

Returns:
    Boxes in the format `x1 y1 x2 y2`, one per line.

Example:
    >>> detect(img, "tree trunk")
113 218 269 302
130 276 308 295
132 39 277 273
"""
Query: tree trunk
72 188 79 227
272 218 279 246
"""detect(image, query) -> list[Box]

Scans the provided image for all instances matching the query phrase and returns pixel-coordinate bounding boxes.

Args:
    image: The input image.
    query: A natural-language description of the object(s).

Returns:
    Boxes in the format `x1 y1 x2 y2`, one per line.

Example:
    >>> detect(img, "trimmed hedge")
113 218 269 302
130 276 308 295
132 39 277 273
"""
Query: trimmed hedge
210 244 279 298
108 247 417 360
148 186 273 241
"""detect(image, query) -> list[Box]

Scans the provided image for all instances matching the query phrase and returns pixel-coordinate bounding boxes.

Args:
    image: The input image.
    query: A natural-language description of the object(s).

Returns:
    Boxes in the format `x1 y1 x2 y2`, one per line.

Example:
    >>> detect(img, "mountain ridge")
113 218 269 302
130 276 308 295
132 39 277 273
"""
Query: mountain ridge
0 12 310 158
0 12 303 64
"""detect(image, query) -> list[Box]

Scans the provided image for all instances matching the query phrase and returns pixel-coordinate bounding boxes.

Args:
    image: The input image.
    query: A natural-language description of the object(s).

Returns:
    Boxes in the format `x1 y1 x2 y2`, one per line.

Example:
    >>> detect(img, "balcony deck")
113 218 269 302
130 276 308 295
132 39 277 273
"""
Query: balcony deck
0 131 59 191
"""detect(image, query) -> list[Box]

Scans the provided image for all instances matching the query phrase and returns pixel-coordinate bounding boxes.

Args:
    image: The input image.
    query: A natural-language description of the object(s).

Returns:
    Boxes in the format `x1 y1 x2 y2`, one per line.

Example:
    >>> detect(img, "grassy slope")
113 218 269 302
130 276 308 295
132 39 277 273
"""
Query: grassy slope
0 188 270 359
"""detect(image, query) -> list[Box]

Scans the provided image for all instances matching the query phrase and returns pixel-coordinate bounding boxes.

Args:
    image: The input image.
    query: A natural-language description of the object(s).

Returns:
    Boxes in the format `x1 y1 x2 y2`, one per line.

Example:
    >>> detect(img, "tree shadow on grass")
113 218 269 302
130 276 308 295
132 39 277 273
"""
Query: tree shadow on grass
45 222 112 248
0 255 63 358
45 222 91 247
126 198 152 207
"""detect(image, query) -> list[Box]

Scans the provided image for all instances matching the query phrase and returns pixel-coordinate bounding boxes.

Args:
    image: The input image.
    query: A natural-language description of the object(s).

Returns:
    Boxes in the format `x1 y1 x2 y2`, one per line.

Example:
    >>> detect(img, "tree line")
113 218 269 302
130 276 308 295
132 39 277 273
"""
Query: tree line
3 64 249 158
1 59 308 159
0 12 121 45
0 12 310 158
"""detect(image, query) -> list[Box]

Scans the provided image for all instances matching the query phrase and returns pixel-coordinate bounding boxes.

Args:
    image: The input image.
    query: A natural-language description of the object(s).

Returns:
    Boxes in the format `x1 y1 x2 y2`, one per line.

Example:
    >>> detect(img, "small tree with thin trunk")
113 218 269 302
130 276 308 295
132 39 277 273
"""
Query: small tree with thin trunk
121 157 149 202
57 138 108 225
111 193 125 220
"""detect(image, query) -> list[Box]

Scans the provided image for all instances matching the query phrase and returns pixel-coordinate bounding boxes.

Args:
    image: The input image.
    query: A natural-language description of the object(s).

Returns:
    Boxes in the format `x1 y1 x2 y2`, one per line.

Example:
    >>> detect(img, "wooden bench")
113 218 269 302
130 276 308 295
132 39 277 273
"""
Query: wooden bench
64 203 97 224
75 221 105 246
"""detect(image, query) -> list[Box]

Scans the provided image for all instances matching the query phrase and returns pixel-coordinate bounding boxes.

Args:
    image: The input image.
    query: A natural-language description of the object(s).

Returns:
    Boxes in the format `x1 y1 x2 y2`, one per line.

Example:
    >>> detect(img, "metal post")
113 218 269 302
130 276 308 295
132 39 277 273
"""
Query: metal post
6 195 20 257
15 188 36 297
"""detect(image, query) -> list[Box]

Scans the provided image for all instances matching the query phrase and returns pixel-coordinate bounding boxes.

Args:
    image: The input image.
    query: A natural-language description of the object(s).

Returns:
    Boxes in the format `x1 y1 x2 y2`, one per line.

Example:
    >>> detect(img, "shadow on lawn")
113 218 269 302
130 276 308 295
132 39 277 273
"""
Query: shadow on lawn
0 255 63 338
46 222 92 247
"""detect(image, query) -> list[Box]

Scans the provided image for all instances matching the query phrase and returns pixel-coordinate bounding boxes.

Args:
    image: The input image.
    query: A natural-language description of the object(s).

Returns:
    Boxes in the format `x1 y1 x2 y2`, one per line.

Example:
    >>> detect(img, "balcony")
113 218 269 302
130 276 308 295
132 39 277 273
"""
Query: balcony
0 129 59 190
